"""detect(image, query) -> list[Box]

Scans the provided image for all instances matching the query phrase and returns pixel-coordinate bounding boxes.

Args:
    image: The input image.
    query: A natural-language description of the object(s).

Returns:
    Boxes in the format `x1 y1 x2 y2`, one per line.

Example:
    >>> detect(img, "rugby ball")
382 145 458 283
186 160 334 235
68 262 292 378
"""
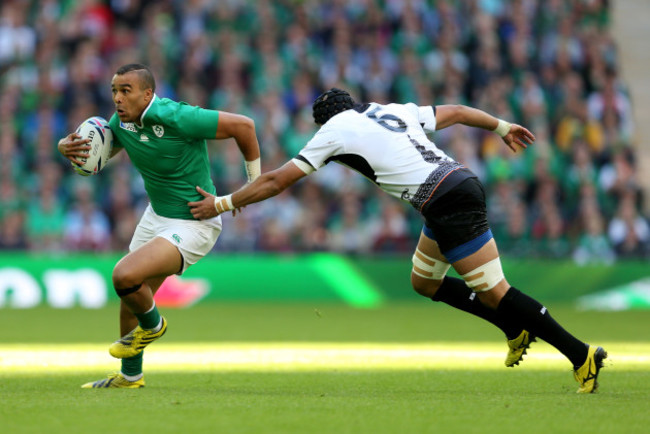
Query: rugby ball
72 116 113 176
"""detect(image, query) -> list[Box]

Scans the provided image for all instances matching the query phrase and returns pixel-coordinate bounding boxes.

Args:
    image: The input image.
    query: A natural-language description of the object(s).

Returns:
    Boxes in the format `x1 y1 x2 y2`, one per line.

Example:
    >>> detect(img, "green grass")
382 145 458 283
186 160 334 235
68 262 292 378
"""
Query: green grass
3 302 650 343
1 303 649 434
2 369 649 434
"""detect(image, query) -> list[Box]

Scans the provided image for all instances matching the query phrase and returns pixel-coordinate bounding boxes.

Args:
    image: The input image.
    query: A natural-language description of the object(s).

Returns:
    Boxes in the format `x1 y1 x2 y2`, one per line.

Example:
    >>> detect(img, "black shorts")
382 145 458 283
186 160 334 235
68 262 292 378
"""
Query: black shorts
421 177 491 261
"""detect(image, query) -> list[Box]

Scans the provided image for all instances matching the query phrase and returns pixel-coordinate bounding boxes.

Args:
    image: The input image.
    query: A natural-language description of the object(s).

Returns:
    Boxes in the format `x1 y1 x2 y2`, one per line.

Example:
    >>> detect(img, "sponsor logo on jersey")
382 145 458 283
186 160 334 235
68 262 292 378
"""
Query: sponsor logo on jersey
153 125 165 137
172 234 182 244
140 134 149 142
119 121 137 133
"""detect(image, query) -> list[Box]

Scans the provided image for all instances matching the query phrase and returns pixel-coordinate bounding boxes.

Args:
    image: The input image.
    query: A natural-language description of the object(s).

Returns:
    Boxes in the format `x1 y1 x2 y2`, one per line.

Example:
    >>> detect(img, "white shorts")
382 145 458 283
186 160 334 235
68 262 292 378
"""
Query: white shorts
129 204 223 274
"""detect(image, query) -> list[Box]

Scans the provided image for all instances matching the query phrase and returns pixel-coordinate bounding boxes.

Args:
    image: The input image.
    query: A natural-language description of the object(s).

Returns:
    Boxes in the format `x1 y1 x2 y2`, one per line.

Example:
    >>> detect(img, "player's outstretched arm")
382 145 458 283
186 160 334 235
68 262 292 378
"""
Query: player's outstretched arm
189 161 308 220
434 105 536 153
215 111 262 182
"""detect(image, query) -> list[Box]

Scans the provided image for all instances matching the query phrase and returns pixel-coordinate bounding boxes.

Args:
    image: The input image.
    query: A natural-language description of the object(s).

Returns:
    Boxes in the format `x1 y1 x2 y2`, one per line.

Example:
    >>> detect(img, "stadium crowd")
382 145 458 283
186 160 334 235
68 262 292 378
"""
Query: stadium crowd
0 0 647 263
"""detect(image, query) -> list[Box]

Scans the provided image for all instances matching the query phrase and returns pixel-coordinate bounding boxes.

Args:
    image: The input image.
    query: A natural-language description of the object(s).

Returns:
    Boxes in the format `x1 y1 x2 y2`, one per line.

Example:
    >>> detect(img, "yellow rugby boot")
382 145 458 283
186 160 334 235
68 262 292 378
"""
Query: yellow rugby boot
109 317 168 359
505 330 536 367
81 373 144 389
574 345 608 394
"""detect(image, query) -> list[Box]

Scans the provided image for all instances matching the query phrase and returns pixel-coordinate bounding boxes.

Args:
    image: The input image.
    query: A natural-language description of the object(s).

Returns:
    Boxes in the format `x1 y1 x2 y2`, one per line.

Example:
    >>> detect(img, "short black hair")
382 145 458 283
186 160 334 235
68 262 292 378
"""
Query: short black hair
115 63 156 92
312 88 355 125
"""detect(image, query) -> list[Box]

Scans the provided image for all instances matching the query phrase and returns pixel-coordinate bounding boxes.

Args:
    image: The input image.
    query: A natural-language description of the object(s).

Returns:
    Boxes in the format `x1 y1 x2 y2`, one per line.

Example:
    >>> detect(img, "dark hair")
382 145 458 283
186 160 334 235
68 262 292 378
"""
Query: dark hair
115 63 156 92
312 88 355 125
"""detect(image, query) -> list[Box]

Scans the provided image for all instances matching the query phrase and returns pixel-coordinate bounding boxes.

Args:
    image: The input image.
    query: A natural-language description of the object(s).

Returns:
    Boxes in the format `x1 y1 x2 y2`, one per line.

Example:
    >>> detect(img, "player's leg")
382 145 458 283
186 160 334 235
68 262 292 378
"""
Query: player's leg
421 178 534 366
119 300 138 337
119 275 167 336
113 237 181 314
81 276 167 389
83 248 182 388
117 275 168 386
83 208 223 388
108 237 179 359
410 229 524 341
452 237 606 392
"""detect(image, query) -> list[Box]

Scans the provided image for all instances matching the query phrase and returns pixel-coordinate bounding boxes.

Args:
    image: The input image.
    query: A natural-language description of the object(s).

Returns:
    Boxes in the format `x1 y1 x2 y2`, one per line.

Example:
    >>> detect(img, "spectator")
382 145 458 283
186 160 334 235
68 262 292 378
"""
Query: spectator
328 193 372 254
25 183 65 252
369 198 410 253
531 201 570 258
587 69 634 145
494 199 531 258
608 191 650 258
573 202 616 266
63 180 111 251
0 209 27 250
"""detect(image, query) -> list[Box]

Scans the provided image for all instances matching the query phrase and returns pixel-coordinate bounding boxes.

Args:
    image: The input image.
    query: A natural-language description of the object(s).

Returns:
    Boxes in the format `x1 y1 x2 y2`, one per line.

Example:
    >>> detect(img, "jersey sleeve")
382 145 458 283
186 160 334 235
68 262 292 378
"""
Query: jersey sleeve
170 102 220 139
291 157 315 175
404 103 437 132
295 126 345 172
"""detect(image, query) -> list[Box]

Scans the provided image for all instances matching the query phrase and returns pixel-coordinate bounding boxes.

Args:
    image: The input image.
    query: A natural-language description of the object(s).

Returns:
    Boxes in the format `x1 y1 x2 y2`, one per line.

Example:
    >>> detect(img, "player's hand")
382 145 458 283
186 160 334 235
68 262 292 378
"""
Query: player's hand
189 186 242 219
58 133 91 166
502 124 535 153
188 186 219 219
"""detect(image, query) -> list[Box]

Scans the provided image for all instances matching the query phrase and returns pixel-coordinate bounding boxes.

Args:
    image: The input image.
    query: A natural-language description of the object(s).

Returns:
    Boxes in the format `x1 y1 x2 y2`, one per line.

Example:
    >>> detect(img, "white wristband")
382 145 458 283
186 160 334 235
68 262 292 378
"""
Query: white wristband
214 194 234 214
245 158 261 182
493 119 511 137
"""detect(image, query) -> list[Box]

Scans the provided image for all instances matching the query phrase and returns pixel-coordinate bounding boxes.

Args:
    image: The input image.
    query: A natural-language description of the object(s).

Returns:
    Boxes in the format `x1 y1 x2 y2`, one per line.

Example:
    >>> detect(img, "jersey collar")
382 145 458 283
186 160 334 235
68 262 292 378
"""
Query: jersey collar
135 94 157 129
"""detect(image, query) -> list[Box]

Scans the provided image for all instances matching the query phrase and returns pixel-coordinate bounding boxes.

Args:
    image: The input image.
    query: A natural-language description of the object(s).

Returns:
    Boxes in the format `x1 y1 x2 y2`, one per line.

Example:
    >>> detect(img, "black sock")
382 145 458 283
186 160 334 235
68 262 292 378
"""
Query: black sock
432 277 523 340
497 287 588 367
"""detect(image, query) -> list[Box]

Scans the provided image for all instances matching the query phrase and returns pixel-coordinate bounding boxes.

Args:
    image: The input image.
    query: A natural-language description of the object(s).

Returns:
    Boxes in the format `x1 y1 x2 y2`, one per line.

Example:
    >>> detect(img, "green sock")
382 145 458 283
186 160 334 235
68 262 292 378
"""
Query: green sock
121 352 143 376
135 303 161 330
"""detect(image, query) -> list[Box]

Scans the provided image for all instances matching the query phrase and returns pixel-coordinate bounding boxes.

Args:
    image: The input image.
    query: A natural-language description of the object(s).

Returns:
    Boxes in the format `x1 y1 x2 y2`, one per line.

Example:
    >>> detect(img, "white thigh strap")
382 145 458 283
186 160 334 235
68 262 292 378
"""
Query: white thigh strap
460 257 504 292
412 249 451 280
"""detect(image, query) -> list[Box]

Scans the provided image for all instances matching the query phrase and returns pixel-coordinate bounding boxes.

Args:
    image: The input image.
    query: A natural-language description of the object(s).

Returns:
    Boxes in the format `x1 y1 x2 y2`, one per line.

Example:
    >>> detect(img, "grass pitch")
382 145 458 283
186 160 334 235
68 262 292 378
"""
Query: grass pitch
1 303 649 433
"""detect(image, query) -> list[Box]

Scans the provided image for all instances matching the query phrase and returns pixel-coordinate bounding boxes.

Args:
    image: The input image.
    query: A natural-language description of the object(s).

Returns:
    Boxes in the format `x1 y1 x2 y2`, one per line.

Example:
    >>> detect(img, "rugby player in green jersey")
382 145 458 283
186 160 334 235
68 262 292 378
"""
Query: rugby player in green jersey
57 64 261 388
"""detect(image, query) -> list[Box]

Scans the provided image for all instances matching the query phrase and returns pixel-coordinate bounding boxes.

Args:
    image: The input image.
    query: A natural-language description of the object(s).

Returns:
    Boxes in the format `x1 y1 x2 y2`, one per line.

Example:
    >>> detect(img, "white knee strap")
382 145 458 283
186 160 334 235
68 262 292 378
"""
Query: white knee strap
412 249 451 280
460 257 504 292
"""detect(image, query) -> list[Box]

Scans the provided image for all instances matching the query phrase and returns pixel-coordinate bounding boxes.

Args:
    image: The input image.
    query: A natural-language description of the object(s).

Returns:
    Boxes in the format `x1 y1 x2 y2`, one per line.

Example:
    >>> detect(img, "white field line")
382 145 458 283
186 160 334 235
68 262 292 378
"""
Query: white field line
1 343 648 373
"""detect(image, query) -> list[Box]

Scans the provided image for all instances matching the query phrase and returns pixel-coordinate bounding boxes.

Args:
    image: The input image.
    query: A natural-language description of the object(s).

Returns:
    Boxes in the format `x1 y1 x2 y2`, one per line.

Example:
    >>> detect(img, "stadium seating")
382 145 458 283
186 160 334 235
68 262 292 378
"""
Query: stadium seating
0 0 646 260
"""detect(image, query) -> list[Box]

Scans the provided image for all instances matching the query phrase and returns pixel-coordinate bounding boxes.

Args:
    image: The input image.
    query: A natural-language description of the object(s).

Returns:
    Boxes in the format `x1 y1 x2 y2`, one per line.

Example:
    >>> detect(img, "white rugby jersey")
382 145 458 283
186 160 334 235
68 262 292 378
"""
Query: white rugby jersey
293 102 475 212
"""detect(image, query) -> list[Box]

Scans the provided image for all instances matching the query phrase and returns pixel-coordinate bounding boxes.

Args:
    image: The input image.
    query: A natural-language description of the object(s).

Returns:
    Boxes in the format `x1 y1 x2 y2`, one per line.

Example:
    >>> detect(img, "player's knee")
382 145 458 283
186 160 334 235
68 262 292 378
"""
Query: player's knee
411 249 450 298
460 257 505 294
112 264 142 296
411 274 443 298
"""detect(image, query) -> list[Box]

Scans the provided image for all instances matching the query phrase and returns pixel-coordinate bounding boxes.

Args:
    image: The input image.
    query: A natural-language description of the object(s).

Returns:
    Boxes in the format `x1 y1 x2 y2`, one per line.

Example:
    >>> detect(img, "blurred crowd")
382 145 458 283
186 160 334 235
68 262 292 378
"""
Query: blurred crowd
0 0 647 263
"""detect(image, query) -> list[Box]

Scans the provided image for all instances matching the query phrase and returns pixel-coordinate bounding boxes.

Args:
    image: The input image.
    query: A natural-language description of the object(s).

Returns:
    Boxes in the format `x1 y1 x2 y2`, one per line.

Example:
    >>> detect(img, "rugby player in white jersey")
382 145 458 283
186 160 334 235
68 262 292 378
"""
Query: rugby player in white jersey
57 64 261 388
190 88 607 394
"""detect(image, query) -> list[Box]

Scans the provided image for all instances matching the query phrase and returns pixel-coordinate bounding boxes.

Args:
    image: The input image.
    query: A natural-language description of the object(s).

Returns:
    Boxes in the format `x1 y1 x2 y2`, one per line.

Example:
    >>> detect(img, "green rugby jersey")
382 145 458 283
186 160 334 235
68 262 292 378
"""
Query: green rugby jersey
109 95 219 220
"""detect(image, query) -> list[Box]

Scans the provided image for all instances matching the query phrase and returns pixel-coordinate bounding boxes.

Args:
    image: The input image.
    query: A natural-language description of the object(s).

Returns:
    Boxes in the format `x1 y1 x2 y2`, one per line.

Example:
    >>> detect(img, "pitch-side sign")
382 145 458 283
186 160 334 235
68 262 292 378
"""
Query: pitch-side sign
0 267 107 309
0 267 209 309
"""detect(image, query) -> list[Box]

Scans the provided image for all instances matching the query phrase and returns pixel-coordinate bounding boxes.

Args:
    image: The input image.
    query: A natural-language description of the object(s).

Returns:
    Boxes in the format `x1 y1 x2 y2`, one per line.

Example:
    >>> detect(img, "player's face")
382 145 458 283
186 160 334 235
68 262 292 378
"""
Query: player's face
111 72 153 122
